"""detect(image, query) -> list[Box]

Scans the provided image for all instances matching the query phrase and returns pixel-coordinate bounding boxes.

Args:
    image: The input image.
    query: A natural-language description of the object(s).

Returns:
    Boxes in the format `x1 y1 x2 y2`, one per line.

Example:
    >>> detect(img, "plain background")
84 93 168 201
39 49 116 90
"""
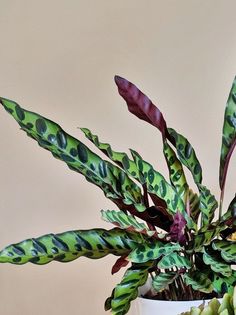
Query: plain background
0 1 236 314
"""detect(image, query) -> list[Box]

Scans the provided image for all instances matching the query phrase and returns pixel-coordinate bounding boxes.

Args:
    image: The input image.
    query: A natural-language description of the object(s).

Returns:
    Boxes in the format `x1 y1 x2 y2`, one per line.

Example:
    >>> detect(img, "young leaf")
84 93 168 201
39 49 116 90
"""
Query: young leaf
128 241 182 263
0 97 145 212
199 185 218 226
183 271 213 293
167 128 203 186
101 209 156 237
114 76 168 138
212 240 236 263
169 212 187 245
158 252 191 269
111 256 129 275
111 262 151 315
220 77 236 190
152 272 177 292
0 228 143 265
202 249 232 277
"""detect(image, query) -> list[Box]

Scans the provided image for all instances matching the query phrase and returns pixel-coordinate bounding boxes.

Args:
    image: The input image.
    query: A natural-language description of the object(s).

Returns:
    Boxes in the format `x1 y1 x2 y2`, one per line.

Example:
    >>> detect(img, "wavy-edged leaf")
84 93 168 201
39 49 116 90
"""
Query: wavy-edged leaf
0 228 143 265
221 195 236 223
183 271 213 293
211 271 236 295
130 150 185 215
131 150 196 230
158 252 191 269
167 128 203 186
163 140 188 200
220 77 236 190
189 189 201 223
111 262 151 315
203 249 232 277
0 97 145 212
81 127 139 179
212 240 236 263
128 241 182 263
169 212 187 244
199 185 218 226
152 272 177 292
187 224 226 253
114 76 168 138
101 210 155 237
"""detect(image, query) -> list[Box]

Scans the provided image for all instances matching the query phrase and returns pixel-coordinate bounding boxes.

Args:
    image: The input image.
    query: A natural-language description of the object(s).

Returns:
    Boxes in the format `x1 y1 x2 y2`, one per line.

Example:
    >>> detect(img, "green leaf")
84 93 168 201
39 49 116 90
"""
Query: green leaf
187 223 227 253
81 127 139 179
158 252 191 269
199 185 218 226
212 240 236 263
189 189 201 223
101 210 155 237
128 241 182 263
130 150 184 214
0 228 143 265
111 263 151 315
221 195 236 223
152 272 177 292
167 128 202 186
183 271 213 293
203 249 232 277
220 77 236 190
0 97 145 212
211 271 236 295
163 140 189 200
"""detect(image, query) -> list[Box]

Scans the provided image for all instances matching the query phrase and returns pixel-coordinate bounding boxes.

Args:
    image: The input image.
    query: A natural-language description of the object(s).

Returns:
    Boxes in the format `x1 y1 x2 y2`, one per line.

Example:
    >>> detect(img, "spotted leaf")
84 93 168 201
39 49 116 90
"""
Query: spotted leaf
0 228 144 265
131 150 196 230
189 189 201 223
220 77 236 190
128 241 182 263
203 248 232 277
221 195 236 224
163 140 188 200
167 128 202 186
152 272 177 292
101 210 156 237
0 97 145 212
212 240 236 263
188 225 224 253
199 185 218 226
211 271 236 295
110 262 151 315
158 252 191 269
81 128 139 179
183 271 213 293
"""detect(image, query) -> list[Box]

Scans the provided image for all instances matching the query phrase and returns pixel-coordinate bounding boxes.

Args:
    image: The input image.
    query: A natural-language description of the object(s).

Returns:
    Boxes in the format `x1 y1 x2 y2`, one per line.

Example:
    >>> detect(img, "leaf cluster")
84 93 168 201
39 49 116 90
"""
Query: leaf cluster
1 76 236 314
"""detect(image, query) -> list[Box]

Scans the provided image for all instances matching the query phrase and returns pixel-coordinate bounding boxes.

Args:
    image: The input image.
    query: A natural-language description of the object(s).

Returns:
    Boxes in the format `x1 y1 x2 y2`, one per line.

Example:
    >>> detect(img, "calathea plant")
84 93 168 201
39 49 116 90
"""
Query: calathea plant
0 76 236 315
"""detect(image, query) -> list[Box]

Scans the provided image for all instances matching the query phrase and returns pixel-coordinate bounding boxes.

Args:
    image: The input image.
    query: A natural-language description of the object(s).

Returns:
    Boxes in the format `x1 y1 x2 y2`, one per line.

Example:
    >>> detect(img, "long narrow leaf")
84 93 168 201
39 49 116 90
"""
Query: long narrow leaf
114 76 168 138
0 228 143 265
101 210 156 237
220 77 236 190
152 272 177 293
0 97 145 212
183 271 213 293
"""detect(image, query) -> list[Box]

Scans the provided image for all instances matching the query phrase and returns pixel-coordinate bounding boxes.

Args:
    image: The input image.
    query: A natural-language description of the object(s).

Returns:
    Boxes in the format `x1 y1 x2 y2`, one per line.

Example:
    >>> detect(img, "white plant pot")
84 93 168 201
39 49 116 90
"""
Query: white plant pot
129 297 214 315
128 279 222 315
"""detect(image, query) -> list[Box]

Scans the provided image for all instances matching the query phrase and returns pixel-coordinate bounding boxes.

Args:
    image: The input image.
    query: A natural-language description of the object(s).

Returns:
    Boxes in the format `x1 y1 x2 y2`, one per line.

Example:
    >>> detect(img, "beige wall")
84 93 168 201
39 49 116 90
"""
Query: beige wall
0 1 236 314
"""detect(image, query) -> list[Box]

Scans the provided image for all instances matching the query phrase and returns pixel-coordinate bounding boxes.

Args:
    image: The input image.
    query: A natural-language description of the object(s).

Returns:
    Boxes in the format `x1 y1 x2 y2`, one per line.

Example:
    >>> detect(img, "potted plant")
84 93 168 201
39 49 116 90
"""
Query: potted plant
0 76 236 315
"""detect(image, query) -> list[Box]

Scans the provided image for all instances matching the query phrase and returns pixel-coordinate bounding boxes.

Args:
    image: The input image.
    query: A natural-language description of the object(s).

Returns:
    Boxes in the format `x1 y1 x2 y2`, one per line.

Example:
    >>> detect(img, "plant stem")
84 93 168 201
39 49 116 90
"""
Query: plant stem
219 187 225 221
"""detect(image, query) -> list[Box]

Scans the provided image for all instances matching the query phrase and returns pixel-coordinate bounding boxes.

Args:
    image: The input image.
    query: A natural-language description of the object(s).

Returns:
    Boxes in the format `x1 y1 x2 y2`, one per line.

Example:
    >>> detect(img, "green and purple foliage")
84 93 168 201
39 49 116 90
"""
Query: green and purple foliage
1 76 236 315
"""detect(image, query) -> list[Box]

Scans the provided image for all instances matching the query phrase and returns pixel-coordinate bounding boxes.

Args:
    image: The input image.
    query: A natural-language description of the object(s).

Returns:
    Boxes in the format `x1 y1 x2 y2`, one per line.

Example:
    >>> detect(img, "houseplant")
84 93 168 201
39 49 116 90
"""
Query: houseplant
0 76 236 315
